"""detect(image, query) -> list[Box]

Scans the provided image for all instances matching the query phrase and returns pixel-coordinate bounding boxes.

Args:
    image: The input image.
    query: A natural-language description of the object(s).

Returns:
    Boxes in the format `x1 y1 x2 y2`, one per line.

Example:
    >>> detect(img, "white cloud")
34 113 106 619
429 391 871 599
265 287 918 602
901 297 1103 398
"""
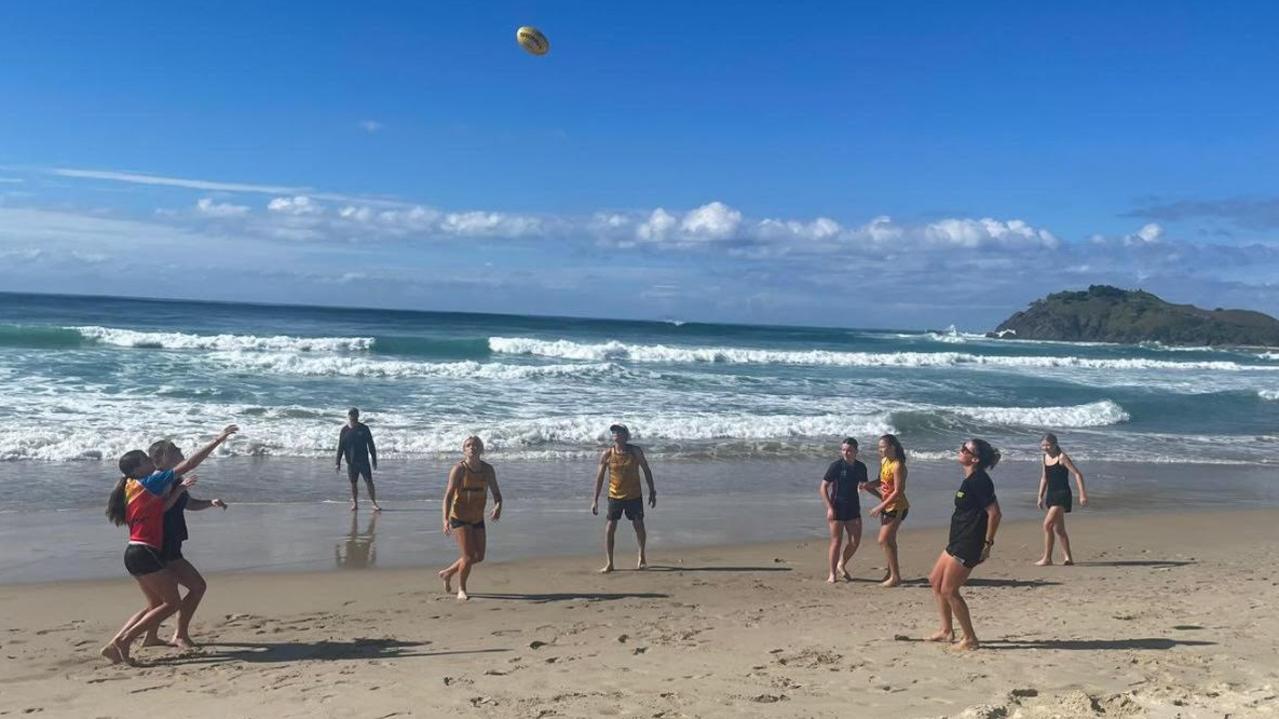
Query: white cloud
268 195 323 216
637 208 677 243
52 168 305 195
924 218 1059 249
1129 222 1163 245
195 197 250 217
680 201 742 239
359 120 384 133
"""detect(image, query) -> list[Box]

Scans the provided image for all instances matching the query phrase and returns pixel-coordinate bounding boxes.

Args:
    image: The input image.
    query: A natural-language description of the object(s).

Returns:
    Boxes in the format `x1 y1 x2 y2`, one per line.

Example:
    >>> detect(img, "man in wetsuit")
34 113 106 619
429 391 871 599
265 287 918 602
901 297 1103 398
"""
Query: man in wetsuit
336 407 381 512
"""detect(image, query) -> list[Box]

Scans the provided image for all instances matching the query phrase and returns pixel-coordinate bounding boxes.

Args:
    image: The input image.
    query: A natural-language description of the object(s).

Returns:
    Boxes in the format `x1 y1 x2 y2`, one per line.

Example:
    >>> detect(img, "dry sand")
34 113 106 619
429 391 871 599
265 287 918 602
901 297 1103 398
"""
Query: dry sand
2 510 1277 718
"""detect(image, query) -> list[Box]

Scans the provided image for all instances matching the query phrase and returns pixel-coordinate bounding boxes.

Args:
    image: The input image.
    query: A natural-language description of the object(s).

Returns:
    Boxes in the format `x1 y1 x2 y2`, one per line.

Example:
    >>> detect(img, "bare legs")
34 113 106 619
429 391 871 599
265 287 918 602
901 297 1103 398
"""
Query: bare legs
102 571 182 665
1036 506 1073 565
826 519 862 582
927 551 978 649
349 470 382 512
878 515 904 587
601 517 647 573
141 559 207 649
438 526 485 600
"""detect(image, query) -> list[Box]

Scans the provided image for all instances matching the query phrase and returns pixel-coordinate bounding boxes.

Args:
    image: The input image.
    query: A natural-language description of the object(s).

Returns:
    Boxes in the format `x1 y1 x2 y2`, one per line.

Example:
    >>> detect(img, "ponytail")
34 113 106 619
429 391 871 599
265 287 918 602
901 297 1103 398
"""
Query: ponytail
879 433 907 467
106 477 128 526
969 438 1001 471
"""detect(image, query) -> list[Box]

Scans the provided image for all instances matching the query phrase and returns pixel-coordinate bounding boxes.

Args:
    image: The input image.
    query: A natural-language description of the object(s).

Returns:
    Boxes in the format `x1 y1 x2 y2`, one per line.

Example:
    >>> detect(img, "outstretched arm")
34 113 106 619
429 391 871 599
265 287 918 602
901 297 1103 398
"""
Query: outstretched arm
163 477 198 509
174 424 238 476
636 447 657 508
1062 453 1087 505
186 496 227 511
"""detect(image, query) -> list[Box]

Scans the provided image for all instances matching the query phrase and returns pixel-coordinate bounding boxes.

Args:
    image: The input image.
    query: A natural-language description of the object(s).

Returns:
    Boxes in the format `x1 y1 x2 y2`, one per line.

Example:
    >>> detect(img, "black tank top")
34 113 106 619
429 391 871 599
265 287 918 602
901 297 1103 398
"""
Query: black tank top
1045 460 1069 494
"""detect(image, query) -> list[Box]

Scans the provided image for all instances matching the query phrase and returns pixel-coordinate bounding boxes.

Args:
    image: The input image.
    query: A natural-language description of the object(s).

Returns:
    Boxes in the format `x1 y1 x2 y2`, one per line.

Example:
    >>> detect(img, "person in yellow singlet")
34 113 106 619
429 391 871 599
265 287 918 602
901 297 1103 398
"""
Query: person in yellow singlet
438 436 502 600
590 424 656 573
862 433 909 587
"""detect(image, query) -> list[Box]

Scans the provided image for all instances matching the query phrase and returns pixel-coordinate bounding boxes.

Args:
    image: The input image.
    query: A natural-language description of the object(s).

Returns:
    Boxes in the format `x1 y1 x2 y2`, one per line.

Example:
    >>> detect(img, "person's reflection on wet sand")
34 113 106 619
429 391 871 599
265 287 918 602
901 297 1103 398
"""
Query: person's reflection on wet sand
335 511 378 569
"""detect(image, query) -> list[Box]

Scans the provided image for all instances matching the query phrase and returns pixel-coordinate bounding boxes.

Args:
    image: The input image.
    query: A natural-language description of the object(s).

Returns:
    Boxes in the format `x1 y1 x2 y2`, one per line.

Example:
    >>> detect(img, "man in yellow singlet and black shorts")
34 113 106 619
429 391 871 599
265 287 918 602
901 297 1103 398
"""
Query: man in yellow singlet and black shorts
590 424 656 573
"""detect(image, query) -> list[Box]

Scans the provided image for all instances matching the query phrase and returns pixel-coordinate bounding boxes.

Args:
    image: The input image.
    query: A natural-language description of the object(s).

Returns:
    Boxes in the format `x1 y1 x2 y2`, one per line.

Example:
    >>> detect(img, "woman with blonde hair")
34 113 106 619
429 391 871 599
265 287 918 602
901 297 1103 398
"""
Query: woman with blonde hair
864 434 909 587
439 436 502 600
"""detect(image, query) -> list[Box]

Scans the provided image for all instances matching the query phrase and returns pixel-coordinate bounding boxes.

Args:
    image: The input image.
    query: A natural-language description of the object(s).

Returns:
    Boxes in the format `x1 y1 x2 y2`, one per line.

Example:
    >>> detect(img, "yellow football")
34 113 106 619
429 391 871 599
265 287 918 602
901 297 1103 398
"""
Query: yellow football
516 26 550 56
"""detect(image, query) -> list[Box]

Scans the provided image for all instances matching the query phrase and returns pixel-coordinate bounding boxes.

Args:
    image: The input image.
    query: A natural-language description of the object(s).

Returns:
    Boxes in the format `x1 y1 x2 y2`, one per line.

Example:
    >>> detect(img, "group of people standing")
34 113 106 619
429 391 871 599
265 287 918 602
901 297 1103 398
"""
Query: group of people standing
819 431 1087 649
101 411 1087 665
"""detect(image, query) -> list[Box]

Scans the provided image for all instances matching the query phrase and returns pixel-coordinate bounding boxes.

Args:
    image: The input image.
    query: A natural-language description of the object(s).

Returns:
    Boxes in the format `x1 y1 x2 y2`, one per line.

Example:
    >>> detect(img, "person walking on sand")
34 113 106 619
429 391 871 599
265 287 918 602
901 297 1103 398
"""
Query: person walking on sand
133 439 229 650
822 437 867 582
591 424 656 573
336 407 380 512
1035 433 1088 566
101 424 237 665
438 436 502 600
863 434 909 587
926 438 1003 651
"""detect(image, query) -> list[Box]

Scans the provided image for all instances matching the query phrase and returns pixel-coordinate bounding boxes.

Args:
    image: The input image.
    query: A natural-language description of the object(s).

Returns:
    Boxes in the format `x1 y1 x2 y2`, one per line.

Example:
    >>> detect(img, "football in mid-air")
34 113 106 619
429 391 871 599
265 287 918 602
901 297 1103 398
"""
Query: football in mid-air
517 26 550 56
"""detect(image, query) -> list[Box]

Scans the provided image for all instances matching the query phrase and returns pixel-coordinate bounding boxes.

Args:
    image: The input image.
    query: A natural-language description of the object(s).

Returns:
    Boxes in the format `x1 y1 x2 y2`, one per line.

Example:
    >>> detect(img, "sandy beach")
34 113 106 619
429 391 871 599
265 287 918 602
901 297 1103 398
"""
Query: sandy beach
2 509 1277 718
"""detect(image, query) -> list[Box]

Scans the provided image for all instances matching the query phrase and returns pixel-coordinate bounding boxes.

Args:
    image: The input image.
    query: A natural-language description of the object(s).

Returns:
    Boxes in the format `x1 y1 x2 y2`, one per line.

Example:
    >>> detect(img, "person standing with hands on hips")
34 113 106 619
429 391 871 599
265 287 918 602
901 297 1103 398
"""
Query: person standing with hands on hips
591 424 656 573
336 407 380 512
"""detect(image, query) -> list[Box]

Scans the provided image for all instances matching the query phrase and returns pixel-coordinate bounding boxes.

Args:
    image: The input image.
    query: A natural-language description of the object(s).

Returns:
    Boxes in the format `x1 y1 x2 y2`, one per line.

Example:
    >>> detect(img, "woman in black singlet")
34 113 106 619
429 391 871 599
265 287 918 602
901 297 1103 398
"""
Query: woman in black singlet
1035 433 1088 566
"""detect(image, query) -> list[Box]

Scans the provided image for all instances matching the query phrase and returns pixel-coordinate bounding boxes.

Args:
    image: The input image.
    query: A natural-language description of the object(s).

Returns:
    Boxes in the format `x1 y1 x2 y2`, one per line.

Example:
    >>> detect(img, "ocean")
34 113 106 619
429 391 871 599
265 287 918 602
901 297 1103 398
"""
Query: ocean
1 291 1277 581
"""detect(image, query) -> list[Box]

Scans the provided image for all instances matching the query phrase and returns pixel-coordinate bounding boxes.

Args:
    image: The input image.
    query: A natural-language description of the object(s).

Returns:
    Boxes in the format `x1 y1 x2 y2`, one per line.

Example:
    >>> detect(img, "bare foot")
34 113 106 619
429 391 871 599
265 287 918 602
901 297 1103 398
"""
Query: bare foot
171 635 197 651
925 630 954 643
350 502 358 512
438 569 453 594
372 503 383 513
599 564 614 574
636 558 648 570
879 571 891 583
1034 558 1052 566
837 566 853 581
1062 558 1074 566
951 637 980 651
827 574 838 584
100 642 125 664
111 639 137 666
141 634 175 648
880 577 901 588
456 588 469 601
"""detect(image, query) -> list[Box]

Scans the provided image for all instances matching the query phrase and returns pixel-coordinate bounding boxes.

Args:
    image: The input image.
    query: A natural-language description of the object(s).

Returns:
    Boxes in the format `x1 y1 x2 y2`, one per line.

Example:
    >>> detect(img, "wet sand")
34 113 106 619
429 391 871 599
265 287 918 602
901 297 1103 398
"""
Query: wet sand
2 510 1278 717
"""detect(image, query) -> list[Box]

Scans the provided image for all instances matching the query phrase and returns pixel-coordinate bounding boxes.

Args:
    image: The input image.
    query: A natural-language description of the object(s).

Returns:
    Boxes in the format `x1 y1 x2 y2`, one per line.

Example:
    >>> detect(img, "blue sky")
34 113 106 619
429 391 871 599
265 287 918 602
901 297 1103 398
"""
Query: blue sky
2 1 1278 328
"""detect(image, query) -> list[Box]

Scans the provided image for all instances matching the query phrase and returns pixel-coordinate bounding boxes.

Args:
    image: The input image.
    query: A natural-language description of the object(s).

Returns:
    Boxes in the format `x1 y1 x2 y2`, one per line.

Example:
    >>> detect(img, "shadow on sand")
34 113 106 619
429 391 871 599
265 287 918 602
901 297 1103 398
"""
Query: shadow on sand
149 639 506 666
983 637 1217 651
1073 560 1195 568
468 592 669 603
643 564 793 573
850 577 1060 588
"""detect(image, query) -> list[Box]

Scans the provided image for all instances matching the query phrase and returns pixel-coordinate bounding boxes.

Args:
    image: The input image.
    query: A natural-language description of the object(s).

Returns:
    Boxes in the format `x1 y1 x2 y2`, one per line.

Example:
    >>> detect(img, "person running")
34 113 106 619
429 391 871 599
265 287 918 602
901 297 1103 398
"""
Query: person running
590 424 656 573
438 436 502 600
927 438 1003 651
863 434 909 587
101 424 237 665
336 407 380 512
1035 432 1088 566
138 439 229 650
821 437 867 582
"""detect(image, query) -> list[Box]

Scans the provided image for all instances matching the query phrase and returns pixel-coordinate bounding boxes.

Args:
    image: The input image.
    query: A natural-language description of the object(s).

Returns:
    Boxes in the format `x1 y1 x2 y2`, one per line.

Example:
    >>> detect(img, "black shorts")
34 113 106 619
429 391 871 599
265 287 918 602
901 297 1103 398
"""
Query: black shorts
831 500 860 523
347 463 372 482
607 497 644 521
946 545 982 569
124 544 167 577
449 518 485 530
1046 491 1072 513
160 540 184 562
881 507 909 523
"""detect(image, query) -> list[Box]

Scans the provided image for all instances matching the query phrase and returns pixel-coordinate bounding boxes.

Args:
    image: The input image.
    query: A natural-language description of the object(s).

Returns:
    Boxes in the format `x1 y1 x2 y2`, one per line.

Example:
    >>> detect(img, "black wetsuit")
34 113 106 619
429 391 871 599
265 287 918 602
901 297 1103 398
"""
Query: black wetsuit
1044 459 1071 512
822 459 866 521
337 422 377 481
946 468 997 568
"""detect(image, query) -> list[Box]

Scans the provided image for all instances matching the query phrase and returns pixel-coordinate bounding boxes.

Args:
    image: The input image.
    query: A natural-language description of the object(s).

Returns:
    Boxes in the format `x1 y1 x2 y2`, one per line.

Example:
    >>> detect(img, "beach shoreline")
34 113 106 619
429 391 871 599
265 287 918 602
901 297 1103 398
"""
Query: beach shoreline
3 510 1277 717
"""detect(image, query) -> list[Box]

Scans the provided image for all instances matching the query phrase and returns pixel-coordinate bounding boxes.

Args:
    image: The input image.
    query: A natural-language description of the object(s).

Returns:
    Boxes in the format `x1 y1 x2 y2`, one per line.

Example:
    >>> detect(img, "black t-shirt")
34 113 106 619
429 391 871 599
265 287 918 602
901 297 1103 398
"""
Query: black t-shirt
162 491 190 551
338 422 377 467
948 468 997 549
823 459 867 506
